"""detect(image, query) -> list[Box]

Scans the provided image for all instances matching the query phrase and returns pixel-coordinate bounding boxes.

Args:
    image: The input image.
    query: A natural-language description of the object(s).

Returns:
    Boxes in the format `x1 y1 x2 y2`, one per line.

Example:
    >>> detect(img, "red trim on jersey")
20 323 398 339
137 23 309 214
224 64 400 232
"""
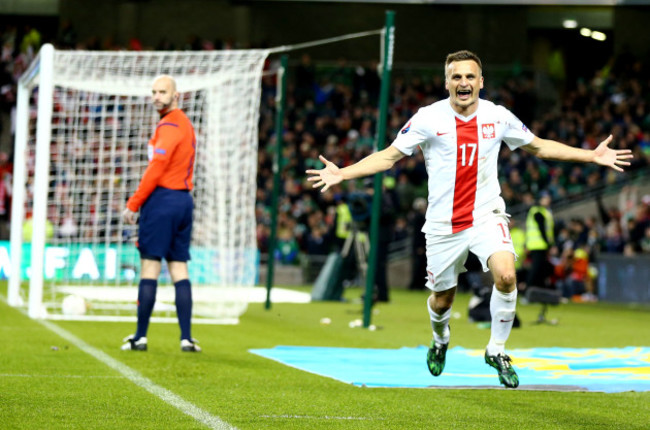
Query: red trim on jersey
451 117 479 233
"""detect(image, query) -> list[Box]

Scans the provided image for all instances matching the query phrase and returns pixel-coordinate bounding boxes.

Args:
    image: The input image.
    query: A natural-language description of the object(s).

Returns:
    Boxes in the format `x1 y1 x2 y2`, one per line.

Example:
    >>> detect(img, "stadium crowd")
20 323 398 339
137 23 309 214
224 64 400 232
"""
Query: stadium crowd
1 24 650 297
254 53 650 262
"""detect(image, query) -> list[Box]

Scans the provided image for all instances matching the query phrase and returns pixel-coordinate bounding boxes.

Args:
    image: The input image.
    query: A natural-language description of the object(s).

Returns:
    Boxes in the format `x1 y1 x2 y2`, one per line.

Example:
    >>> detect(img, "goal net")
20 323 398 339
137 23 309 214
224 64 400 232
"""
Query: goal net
8 44 270 323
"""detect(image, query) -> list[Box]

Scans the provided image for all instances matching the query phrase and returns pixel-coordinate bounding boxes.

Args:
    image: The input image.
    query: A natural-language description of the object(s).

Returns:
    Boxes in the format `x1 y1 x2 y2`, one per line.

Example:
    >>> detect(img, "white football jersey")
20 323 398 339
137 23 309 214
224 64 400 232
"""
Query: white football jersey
392 98 534 235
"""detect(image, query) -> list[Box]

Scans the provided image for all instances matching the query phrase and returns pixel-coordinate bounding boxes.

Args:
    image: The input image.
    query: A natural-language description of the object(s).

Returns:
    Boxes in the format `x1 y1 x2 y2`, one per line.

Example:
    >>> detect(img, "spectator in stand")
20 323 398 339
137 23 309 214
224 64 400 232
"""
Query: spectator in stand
20 25 40 57
629 195 650 251
275 227 299 264
554 246 597 302
56 20 77 49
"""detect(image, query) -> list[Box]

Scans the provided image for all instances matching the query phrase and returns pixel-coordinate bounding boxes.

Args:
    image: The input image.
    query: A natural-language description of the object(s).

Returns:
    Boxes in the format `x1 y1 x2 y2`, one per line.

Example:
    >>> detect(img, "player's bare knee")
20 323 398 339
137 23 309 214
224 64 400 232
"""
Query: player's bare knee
168 261 190 283
430 290 455 313
495 272 517 291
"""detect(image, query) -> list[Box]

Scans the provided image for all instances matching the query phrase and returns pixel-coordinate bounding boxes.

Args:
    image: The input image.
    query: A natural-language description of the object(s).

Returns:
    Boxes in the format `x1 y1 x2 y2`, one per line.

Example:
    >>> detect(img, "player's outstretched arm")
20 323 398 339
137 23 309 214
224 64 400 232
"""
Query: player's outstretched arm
306 146 405 193
522 134 633 171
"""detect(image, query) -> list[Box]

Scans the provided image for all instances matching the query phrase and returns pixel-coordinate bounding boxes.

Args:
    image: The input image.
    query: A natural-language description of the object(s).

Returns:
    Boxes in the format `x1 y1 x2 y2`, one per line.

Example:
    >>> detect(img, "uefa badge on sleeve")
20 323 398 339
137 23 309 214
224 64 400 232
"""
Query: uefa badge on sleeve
401 121 411 134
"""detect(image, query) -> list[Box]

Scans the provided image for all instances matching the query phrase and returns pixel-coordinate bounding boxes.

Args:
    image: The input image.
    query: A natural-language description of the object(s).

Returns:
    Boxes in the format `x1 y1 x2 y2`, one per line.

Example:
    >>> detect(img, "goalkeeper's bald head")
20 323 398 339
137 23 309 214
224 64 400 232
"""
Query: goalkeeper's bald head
153 74 177 92
151 74 179 115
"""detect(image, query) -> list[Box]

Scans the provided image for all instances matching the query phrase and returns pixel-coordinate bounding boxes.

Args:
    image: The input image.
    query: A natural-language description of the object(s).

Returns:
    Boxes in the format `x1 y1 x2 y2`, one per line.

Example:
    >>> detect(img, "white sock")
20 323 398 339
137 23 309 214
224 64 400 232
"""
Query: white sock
487 285 517 355
427 301 451 345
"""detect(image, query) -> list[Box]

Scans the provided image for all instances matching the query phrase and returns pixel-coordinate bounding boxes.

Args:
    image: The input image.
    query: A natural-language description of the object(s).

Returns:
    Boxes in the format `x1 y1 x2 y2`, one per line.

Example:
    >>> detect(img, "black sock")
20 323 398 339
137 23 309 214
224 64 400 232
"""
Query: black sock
134 279 157 340
175 279 192 341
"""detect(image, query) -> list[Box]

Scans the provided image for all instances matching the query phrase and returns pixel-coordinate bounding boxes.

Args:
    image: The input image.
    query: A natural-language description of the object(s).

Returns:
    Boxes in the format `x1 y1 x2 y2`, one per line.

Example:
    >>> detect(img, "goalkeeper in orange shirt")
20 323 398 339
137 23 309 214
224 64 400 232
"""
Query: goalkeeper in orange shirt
121 75 200 352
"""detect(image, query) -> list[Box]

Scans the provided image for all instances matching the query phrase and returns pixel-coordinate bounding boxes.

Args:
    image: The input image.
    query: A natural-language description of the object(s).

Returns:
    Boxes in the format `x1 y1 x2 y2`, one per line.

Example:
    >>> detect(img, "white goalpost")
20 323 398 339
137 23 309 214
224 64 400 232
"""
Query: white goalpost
8 44 270 323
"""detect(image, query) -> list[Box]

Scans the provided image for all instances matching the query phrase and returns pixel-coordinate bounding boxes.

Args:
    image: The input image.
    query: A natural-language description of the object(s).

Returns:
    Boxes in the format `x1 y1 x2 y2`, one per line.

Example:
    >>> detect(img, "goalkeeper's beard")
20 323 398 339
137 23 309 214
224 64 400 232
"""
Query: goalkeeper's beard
155 101 174 116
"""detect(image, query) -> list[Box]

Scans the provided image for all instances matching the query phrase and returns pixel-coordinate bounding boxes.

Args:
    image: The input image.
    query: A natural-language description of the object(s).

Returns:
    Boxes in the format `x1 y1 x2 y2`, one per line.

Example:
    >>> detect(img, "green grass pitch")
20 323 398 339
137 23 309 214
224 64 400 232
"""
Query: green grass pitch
1 281 649 429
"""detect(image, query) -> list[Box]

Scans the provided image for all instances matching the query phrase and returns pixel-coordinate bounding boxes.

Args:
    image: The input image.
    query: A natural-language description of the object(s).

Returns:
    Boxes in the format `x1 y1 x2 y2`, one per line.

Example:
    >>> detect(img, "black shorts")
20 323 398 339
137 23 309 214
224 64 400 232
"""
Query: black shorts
138 187 193 262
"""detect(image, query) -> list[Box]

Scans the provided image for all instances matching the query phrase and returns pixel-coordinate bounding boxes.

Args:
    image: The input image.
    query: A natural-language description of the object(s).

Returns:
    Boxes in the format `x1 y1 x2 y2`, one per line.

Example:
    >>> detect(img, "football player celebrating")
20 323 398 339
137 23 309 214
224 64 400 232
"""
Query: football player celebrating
306 50 632 388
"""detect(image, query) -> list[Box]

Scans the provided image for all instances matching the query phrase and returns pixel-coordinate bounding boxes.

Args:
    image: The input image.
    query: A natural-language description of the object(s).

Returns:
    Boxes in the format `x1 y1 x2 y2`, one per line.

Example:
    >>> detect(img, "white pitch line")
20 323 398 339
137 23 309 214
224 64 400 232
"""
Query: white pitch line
0 292 236 430
36 318 237 430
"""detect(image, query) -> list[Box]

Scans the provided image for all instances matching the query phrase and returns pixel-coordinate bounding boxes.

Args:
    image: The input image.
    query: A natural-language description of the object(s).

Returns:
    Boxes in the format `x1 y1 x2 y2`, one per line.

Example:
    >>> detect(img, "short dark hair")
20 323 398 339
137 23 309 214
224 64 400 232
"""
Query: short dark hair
445 50 482 73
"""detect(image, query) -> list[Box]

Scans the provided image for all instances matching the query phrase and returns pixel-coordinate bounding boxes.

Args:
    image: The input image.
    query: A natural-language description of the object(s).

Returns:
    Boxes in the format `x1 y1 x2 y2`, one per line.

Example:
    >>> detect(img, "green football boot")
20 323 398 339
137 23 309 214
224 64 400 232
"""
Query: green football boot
484 350 519 388
426 340 448 377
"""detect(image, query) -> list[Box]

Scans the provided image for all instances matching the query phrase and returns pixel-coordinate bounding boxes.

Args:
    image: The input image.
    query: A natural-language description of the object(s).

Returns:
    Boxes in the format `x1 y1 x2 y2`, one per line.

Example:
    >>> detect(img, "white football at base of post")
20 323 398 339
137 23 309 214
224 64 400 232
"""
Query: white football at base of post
62 295 87 316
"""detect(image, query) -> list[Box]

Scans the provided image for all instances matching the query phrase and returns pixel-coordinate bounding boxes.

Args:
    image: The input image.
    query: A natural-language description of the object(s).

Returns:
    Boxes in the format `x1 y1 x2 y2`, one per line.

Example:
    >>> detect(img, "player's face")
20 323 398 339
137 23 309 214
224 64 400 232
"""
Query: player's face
151 77 178 114
445 60 483 115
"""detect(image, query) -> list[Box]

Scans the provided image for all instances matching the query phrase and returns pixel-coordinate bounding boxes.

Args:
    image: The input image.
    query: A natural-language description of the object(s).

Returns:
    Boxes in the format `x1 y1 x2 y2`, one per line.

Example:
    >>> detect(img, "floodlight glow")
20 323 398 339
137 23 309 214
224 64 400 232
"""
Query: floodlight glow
563 19 578 29
580 28 592 37
591 31 607 41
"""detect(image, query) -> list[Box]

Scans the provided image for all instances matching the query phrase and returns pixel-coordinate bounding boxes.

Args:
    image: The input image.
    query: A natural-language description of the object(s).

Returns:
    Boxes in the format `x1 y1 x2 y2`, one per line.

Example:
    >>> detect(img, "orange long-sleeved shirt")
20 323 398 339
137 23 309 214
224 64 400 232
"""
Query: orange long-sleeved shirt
126 109 196 212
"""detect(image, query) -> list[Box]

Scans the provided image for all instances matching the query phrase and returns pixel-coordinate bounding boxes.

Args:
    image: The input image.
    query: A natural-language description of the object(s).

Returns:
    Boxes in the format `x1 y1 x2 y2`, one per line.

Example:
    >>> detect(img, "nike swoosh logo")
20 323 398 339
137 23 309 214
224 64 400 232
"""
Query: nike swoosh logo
499 319 514 323
436 131 449 136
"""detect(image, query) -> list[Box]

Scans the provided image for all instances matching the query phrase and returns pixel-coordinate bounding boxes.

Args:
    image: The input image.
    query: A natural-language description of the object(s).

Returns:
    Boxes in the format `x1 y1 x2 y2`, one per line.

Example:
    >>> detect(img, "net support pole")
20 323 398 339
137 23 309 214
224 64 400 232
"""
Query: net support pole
7 70 31 306
363 11 395 328
265 55 288 310
28 43 55 319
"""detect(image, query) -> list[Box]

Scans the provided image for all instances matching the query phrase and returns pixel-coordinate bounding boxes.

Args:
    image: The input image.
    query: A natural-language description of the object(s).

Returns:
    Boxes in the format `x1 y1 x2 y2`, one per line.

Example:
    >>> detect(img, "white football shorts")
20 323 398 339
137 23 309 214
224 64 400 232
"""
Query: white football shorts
424 211 516 292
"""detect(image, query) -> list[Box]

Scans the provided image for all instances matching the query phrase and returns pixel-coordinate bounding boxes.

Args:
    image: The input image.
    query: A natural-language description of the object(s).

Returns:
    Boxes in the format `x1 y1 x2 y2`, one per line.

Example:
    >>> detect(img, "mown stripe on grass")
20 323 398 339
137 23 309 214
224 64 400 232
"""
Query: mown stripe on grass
260 414 383 420
0 373 122 379
38 318 238 430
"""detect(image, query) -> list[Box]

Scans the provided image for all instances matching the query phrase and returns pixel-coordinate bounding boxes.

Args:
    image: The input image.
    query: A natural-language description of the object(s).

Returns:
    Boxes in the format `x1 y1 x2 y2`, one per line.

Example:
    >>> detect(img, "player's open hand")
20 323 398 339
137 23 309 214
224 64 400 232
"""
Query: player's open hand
306 155 343 193
593 135 633 172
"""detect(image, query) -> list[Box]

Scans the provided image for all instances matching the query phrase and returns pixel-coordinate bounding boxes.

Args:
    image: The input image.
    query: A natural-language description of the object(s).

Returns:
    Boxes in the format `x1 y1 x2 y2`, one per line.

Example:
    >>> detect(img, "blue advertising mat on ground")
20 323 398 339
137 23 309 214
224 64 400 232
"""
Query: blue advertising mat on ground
249 346 650 393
